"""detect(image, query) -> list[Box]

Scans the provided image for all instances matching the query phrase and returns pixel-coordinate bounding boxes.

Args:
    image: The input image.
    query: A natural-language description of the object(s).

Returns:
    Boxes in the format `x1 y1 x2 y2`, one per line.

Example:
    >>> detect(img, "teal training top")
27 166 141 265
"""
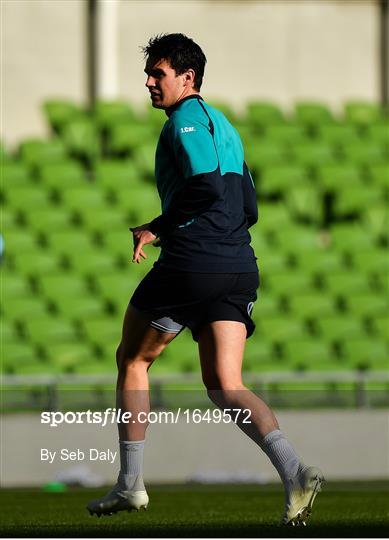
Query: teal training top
149 94 258 273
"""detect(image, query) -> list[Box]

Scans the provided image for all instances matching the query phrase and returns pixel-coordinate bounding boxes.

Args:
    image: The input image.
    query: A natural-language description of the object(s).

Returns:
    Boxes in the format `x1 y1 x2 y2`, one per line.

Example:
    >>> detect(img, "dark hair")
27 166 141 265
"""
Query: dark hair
142 33 207 91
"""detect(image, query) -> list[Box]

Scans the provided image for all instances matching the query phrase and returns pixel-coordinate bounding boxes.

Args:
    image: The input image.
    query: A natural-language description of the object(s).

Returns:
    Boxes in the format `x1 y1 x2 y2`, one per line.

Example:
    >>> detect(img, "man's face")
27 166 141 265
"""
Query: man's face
145 58 192 109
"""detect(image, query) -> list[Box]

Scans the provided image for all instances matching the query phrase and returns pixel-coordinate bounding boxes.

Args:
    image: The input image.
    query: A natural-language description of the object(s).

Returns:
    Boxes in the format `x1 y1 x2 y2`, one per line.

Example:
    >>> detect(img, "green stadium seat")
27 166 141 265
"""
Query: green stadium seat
38 161 86 190
1 319 18 342
94 160 142 192
13 360 60 375
341 142 385 166
2 296 50 322
43 99 83 133
317 164 362 192
38 273 89 300
364 204 388 239
344 101 383 127
260 165 309 196
244 338 274 371
295 250 345 275
95 100 135 130
1 341 39 374
264 124 308 145
367 122 389 146
114 188 161 223
63 118 100 162
287 293 337 318
102 229 132 258
46 342 92 372
258 316 308 342
257 203 291 233
316 124 359 145
2 207 18 229
2 272 32 300
19 138 67 168
254 292 281 317
133 143 157 177
294 102 334 127
330 224 375 251
60 186 108 211
341 338 388 370
73 360 115 374
25 207 72 234
46 230 96 257
1 162 31 191
265 272 315 296
67 249 117 276
323 271 371 295
82 317 120 347
53 294 105 320
24 316 78 346
258 252 288 275
290 142 336 167
351 249 388 274
345 294 387 317
156 331 197 373
373 315 388 340
94 272 139 306
246 102 284 129
107 124 154 155
316 315 363 341
285 186 323 224
334 186 382 216
274 226 322 253
282 339 333 370
12 251 60 277
5 186 51 213
81 207 127 234
368 164 389 190
245 141 287 174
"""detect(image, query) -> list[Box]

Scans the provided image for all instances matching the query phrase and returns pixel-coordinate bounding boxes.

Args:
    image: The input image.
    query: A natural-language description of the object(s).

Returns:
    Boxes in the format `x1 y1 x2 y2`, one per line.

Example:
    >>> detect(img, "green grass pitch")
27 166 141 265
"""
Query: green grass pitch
0 482 388 537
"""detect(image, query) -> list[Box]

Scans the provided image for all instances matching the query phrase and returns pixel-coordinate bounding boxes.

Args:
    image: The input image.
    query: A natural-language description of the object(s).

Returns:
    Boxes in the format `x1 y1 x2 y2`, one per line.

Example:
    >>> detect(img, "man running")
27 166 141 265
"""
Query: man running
87 33 324 526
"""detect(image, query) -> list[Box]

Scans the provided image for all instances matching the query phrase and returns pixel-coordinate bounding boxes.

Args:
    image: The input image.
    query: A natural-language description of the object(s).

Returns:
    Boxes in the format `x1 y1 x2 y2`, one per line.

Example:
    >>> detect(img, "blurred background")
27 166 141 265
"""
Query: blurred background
1 0 388 487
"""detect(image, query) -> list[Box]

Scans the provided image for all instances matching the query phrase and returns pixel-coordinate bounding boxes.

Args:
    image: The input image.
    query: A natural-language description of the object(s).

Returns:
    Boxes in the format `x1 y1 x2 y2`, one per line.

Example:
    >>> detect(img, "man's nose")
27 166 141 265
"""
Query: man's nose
145 76 156 88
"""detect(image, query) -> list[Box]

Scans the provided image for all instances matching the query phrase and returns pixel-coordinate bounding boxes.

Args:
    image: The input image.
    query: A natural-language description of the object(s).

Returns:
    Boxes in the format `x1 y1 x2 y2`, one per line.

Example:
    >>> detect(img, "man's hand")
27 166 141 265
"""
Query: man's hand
129 224 157 263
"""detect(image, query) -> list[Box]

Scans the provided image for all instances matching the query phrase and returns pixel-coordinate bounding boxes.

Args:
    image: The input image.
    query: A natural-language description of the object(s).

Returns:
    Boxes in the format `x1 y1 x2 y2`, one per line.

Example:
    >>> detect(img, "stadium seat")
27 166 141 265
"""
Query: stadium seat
47 342 92 372
12 251 60 277
264 124 308 145
38 161 86 190
102 229 133 258
368 164 389 190
341 338 388 370
317 164 362 192
364 204 388 240
330 224 375 251
287 293 337 318
285 186 323 224
25 208 73 234
259 165 309 196
63 118 100 163
94 100 135 130
341 141 385 166
282 339 333 371
45 230 96 257
2 162 31 190
258 252 289 275
2 272 32 300
113 188 161 223
94 160 142 192
19 138 67 168
82 317 120 348
246 102 285 129
294 102 334 127
24 316 78 346
244 338 275 371
53 294 106 321
67 249 117 276
5 186 51 213
351 249 388 274
43 99 83 134
245 141 287 175
60 186 108 211
94 272 139 306
316 315 364 341
274 226 322 253
107 124 154 156
373 314 389 340
133 143 158 178
344 101 383 127
294 250 345 275
316 124 359 145
1 341 39 374
367 122 389 146
5 230 40 257
265 272 315 296
38 273 90 300
290 142 336 167
2 296 50 322
258 316 309 342
345 294 387 317
323 271 371 295
80 207 127 234
257 203 292 233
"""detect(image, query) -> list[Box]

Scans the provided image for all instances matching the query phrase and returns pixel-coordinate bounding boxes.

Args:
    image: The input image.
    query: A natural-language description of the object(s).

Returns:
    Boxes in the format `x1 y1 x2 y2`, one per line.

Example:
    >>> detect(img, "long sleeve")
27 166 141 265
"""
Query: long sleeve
242 161 258 228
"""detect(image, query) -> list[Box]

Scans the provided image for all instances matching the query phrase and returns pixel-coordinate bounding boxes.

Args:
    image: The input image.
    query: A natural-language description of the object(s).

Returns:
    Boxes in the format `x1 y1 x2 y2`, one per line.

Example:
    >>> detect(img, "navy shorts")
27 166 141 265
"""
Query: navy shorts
129 267 260 342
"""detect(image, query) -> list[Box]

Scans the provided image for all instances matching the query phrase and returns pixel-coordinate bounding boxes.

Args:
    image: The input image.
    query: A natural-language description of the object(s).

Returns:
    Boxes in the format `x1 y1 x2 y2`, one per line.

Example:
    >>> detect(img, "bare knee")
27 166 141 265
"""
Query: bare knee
116 342 162 373
202 372 244 402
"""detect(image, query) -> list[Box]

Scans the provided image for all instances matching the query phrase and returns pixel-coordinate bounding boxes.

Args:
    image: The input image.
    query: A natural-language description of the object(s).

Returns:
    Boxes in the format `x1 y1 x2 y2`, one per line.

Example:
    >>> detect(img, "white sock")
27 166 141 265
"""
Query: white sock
261 429 303 486
117 440 145 491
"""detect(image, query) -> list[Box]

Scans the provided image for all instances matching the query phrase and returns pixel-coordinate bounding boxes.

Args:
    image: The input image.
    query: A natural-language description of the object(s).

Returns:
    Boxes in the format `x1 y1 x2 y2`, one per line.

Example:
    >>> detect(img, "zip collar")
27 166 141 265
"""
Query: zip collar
165 94 203 117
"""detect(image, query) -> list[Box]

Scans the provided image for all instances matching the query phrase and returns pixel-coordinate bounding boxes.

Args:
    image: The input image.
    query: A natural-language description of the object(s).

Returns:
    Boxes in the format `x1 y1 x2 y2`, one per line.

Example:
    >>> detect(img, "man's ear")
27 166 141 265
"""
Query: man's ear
184 69 196 87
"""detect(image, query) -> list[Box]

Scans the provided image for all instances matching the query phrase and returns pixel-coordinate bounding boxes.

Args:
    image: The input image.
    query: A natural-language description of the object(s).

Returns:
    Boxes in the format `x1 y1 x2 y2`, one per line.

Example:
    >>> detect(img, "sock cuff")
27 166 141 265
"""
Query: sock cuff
119 440 145 450
262 429 284 446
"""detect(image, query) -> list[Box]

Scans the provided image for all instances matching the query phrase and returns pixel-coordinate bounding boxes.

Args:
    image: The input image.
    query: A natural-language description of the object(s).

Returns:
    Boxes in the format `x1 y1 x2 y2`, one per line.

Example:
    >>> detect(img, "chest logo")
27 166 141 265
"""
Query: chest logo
180 126 196 133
